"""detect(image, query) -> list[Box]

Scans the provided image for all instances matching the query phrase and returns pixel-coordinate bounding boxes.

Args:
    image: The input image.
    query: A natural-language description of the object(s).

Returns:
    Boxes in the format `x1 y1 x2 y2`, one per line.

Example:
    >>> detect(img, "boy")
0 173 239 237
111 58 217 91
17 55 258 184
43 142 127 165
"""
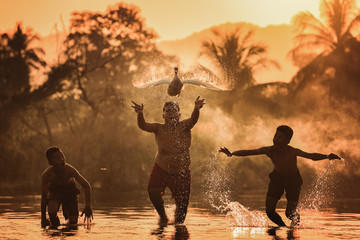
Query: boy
132 96 205 226
219 125 340 227
41 147 93 228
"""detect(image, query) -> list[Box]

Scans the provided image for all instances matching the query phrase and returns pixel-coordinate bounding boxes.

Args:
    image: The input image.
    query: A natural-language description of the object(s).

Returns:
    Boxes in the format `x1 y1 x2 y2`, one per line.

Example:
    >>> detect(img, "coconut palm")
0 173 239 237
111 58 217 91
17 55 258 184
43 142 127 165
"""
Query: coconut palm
289 0 360 100
0 23 46 93
200 28 279 92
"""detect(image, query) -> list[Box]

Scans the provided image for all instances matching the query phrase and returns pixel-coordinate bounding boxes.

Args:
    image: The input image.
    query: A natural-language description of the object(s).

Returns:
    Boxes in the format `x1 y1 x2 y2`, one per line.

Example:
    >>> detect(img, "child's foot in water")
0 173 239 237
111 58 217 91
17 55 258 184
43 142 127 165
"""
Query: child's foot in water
290 218 300 228
158 216 169 227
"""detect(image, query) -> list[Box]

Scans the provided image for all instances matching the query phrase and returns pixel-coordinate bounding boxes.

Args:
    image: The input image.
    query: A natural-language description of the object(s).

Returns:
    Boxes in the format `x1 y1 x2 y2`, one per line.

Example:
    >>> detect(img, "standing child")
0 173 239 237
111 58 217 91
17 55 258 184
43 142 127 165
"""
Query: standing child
132 96 205 226
219 125 340 227
41 147 93 228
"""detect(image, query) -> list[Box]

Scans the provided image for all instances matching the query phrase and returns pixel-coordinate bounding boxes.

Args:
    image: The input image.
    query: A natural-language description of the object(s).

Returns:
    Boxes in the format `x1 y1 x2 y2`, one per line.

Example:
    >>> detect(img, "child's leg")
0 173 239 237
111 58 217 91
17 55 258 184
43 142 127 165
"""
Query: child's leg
266 196 286 227
47 200 60 226
266 171 286 226
147 164 168 224
62 198 79 224
285 184 301 226
148 188 168 221
173 189 190 224
170 171 191 224
285 200 300 226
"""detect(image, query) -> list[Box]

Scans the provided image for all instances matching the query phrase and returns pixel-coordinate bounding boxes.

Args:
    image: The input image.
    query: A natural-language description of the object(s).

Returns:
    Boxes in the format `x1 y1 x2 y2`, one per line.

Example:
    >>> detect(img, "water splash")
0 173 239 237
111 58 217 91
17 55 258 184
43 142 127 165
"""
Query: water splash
204 152 268 227
298 159 346 228
225 202 267 227
300 159 346 212
205 152 232 212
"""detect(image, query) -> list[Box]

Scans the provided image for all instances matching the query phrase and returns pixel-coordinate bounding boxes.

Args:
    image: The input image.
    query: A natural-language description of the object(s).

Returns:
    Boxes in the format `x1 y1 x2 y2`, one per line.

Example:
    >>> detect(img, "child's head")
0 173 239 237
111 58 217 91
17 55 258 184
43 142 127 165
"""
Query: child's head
273 125 293 146
163 101 181 122
46 147 66 168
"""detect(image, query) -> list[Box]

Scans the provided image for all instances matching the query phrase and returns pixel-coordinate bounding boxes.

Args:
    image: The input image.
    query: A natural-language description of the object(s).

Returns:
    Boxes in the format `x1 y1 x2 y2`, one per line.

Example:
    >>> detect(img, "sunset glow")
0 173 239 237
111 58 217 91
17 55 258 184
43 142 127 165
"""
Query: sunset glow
0 0 326 40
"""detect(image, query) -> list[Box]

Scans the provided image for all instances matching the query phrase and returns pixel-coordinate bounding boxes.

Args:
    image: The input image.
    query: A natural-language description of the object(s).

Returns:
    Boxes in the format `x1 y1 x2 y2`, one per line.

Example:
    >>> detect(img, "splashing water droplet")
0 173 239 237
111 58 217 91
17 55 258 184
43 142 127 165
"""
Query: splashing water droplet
204 152 268 227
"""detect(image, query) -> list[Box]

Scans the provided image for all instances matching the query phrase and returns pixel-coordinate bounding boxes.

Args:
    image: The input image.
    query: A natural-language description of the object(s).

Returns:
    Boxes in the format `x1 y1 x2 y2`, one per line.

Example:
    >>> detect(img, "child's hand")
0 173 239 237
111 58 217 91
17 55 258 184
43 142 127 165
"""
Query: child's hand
195 96 206 109
328 153 341 160
81 206 93 223
131 101 144 113
219 147 232 157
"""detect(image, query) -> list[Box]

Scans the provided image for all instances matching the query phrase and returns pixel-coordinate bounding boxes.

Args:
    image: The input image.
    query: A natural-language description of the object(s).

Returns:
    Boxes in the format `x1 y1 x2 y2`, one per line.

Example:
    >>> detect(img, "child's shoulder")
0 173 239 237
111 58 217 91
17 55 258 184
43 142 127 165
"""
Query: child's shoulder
65 163 77 172
42 166 53 175
284 145 300 154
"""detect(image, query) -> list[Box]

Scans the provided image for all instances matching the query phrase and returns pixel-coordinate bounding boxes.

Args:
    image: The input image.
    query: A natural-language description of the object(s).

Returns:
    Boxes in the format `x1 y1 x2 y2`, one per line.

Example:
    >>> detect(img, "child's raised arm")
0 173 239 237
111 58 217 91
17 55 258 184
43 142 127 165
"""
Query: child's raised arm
183 96 206 130
219 147 270 157
132 101 159 133
295 149 341 161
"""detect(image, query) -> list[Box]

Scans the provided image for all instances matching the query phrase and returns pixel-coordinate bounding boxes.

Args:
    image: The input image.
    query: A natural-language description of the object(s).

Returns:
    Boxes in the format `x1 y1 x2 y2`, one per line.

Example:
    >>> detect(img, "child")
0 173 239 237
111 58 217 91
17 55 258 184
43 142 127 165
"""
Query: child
219 125 340 227
132 96 205 226
41 147 93 228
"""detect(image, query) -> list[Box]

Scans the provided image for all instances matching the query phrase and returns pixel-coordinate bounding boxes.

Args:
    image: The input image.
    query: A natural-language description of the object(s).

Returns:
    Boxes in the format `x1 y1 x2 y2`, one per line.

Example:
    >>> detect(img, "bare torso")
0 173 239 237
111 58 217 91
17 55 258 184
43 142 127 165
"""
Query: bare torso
266 145 299 176
155 121 192 174
43 164 77 194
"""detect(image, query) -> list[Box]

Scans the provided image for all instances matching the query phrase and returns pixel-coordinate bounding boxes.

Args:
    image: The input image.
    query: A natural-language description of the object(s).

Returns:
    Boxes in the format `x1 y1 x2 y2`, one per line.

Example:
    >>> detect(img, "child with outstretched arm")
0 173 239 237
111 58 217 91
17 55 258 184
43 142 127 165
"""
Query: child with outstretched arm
219 125 341 227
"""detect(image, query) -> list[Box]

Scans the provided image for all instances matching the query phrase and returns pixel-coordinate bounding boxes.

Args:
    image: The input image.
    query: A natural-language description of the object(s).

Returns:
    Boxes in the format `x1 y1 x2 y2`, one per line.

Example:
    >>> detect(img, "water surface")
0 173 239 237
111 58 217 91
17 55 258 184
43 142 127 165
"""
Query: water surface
1 195 360 239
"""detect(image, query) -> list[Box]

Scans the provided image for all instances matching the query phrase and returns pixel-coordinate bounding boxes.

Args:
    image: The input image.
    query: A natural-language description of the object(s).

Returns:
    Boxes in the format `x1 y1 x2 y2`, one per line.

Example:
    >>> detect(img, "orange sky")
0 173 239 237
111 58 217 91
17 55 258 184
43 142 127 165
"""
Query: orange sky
0 0 334 40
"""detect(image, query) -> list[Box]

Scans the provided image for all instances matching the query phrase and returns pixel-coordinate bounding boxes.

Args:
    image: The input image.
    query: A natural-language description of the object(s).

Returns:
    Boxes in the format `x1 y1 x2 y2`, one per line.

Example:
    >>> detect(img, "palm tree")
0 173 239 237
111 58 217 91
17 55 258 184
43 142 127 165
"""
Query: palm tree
0 23 46 93
289 0 360 101
200 28 279 92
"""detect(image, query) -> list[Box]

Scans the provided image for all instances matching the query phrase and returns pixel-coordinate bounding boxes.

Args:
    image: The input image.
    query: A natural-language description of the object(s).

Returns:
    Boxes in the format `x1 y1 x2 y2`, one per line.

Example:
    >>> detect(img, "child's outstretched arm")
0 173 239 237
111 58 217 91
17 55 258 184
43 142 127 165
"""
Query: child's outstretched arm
219 147 270 157
132 101 159 132
295 149 341 161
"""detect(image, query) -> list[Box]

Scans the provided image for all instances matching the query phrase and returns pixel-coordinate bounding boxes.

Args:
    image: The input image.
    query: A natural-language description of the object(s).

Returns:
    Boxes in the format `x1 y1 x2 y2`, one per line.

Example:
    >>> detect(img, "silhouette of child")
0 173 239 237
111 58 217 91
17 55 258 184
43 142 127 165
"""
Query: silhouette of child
41 147 93 228
219 125 340 227
132 96 205 226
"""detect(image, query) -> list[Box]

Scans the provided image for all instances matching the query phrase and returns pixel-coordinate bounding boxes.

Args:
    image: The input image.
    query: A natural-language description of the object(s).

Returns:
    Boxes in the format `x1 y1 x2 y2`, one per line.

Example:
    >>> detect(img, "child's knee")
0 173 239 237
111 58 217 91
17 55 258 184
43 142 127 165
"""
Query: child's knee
148 188 163 197
48 210 58 217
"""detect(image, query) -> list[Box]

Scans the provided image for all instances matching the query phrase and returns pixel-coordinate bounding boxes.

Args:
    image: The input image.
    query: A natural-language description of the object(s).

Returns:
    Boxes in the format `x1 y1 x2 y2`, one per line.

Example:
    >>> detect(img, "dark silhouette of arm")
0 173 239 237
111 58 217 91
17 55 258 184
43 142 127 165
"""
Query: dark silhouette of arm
295 149 341 161
220 147 270 157
70 165 93 221
232 147 269 156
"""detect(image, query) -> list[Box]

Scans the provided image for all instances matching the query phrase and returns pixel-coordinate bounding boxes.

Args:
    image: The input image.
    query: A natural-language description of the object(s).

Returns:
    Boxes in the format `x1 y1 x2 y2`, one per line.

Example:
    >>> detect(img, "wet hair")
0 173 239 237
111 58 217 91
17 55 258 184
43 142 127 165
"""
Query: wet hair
163 101 180 111
46 146 60 162
276 125 293 142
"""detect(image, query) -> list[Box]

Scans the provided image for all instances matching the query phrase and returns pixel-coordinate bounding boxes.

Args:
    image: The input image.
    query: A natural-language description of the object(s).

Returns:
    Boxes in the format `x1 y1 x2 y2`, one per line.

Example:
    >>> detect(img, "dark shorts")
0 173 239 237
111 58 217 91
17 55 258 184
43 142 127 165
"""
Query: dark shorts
147 163 191 204
267 170 303 202
48 185 80 218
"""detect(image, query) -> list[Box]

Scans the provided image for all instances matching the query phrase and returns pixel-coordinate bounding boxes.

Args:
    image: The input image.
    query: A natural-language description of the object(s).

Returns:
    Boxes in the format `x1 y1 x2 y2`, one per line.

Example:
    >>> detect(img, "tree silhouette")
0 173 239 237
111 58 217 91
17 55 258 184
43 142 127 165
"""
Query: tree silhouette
289 0 360 103
200 28 281 113
0 24 70 131
200 28 279 92
63 3 173 120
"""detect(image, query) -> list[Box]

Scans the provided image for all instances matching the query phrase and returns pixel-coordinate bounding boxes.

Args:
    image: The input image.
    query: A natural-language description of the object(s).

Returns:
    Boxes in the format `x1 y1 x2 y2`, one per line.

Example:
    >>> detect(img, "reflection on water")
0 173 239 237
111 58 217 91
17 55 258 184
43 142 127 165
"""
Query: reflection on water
1 195 360 239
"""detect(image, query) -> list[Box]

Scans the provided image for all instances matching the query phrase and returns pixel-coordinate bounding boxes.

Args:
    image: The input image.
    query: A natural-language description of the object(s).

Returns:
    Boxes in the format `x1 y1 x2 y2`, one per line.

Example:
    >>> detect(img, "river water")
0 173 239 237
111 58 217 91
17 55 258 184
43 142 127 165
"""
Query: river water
1 194 360 240
1 157 358 239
